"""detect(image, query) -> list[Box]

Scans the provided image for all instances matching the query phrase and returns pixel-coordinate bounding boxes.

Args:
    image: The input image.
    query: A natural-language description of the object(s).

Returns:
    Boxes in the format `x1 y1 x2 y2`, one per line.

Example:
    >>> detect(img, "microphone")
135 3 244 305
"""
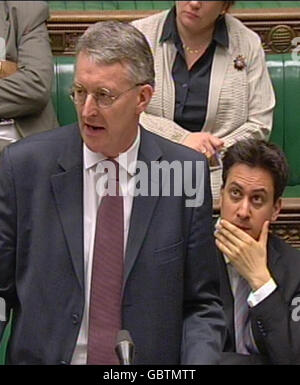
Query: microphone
115 329 135 365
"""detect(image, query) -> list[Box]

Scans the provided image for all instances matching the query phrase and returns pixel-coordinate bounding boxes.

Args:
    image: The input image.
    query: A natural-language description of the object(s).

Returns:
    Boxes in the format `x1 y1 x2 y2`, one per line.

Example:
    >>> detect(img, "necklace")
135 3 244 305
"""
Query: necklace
182 43 206 55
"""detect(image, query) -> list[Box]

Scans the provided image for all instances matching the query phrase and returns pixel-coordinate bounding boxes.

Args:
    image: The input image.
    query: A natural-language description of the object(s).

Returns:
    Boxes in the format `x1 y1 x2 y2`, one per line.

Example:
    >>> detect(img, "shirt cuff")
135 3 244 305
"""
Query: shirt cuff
247 278 277 308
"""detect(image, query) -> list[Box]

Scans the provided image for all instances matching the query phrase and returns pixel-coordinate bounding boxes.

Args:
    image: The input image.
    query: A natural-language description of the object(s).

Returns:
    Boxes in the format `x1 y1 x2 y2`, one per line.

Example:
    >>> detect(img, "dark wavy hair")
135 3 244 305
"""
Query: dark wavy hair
222 139 289 202
225 1 236 11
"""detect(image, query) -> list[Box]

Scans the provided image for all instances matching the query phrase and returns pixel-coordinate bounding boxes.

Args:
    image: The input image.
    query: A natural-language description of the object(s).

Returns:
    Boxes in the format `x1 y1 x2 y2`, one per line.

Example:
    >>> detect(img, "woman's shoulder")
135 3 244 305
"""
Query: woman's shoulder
132 10 169 37
225 14 262 48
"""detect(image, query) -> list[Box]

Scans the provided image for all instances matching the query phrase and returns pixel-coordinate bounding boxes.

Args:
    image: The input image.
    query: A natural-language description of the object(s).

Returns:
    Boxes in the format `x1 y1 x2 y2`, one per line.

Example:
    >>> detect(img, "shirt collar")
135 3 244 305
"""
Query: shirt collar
215 216 230 265
160 6 229 49
84 126 141 177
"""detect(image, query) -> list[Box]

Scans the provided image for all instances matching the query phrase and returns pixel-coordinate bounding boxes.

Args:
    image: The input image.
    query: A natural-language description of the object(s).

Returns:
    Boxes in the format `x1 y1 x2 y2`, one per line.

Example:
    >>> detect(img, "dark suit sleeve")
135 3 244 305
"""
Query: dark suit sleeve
0 148 17 340
0 1 54 118
251 281 300 364
181 160 226 364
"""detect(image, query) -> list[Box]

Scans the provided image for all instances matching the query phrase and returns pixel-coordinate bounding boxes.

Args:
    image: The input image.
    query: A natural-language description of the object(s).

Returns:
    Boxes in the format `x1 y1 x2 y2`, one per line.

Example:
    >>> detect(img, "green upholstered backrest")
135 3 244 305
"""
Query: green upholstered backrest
268 55 285 150
267 55 300 196
0 314 11 365
52 56 77 126
47 1 300 11
47 1 174 11
282 57 300 187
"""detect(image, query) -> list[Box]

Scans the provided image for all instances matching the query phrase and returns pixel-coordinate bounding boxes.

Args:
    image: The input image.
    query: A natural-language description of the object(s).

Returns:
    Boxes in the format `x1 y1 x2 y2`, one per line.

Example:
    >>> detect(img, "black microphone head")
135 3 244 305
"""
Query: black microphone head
115 330 135 365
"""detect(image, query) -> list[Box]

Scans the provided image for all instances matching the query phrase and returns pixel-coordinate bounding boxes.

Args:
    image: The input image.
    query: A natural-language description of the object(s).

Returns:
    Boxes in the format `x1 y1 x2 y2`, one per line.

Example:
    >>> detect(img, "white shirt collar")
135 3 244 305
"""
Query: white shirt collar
215 216 230 265
83 126 141 176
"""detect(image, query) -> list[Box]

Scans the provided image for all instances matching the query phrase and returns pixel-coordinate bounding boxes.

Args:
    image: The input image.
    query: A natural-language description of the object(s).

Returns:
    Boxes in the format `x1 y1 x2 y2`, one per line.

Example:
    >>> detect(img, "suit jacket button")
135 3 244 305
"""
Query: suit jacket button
72 313 79 325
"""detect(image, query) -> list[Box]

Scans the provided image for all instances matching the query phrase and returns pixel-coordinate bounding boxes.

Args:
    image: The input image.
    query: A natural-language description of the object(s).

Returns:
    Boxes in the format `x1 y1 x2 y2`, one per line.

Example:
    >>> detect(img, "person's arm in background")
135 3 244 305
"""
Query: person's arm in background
140 107 224 158
0 1 54 121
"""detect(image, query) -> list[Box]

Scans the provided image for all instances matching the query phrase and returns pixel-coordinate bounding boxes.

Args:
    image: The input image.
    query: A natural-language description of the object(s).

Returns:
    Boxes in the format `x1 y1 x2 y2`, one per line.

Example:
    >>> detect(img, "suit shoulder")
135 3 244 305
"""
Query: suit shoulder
271 235 300 264
6 124 79 159
226 14 262 49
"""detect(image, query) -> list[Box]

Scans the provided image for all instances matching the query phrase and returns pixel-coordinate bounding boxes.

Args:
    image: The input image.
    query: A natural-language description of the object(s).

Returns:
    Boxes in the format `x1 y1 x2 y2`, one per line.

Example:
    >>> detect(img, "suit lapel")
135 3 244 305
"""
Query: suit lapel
123 128 162 290
202 45 231 132
267 237 282 280
251 236 282 354
217 249 236 350
51 124 84 289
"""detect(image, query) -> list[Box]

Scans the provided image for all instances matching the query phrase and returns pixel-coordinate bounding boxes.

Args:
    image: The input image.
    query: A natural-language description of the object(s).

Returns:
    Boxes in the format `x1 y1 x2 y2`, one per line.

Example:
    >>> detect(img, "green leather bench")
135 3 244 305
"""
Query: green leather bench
47 1 300 11
1 51 300 365
268 54 300 197
51 54 300 197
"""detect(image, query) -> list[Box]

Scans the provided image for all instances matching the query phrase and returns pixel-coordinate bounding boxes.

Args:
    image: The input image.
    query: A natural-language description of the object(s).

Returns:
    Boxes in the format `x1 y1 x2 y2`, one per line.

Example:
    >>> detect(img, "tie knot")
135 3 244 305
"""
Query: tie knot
104 159 120 181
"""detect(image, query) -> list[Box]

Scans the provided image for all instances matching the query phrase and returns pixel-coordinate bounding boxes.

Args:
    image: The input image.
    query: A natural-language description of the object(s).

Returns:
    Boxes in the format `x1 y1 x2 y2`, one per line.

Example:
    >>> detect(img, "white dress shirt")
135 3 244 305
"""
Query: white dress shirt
71 128 140 365
0 119 20 151
224 255 277 307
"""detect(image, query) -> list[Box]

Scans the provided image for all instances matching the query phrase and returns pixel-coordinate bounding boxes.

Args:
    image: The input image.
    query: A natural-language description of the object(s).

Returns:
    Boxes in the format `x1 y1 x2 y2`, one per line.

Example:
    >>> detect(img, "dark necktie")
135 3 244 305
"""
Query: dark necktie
87 160 124 364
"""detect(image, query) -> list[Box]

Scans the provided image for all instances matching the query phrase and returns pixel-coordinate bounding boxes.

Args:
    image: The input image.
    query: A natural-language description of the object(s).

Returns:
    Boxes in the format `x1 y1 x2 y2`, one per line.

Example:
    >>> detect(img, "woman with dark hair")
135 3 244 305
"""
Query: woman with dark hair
133 1 275 199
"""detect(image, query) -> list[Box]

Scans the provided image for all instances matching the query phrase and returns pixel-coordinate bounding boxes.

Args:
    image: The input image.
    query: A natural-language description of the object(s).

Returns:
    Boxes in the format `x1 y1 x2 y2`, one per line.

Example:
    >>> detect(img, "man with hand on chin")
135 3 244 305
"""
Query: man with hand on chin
215 139 300 365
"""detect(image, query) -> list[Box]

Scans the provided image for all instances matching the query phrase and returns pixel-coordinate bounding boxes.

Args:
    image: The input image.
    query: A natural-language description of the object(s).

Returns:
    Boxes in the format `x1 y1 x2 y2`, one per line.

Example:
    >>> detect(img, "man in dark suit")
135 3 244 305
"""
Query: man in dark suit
215 139 300 364
0 21 226 365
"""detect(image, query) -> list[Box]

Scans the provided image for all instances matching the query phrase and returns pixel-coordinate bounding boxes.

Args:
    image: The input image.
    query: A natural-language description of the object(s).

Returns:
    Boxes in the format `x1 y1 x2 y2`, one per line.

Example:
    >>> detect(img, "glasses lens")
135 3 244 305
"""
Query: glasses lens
96 91 114 108
70 88 87 105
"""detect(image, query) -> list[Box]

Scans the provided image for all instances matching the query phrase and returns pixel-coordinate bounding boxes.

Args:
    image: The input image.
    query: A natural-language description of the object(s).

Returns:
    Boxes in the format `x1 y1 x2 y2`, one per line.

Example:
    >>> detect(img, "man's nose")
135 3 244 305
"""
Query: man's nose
189 1 201 8
237 198 251 219
81 94 98 118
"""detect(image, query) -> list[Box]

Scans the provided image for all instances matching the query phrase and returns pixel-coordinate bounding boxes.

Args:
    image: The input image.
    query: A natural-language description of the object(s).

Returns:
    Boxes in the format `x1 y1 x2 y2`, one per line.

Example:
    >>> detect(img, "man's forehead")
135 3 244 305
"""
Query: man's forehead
225 164 274 193
75 54 130 88
76 52 127 71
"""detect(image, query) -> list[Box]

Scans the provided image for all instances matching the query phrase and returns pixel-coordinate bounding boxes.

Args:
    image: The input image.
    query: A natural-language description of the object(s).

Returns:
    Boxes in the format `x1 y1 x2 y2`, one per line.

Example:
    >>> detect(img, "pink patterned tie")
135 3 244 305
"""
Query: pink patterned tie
87 160 123 365
234 275 258 354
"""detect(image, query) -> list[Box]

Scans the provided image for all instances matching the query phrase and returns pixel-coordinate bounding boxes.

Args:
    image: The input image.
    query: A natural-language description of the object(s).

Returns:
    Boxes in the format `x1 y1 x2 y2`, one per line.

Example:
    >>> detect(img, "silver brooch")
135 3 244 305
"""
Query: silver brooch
234 55 247 71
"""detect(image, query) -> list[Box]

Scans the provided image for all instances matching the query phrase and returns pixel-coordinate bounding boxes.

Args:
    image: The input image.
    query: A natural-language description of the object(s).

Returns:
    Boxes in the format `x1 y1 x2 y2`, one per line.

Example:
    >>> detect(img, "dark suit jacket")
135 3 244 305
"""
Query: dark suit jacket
218 235 300 364
0 1 57 137
0 124 226 364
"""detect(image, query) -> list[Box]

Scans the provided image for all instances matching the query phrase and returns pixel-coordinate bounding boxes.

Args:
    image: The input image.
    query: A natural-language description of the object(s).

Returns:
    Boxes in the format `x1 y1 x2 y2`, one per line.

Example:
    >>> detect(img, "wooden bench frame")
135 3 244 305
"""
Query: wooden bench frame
48 8 300 55
48 8 300 248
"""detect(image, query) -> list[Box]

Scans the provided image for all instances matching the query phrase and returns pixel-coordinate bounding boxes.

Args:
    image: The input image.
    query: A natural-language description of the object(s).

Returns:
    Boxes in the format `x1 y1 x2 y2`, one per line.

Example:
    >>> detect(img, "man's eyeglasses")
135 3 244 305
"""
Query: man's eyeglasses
69 83 144 109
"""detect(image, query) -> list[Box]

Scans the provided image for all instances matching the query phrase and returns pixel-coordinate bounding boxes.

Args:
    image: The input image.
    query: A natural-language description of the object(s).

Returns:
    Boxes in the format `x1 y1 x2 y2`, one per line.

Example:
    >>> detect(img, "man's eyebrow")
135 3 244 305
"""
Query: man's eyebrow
228 182 267 194
72 83 116 96
251 188 267 195
228 182 243 189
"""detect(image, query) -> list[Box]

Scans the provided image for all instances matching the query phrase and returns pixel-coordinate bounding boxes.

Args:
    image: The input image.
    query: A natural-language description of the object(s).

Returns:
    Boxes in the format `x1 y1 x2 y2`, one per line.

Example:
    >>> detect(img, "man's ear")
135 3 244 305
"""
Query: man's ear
271 197 282 222
136 84 154 115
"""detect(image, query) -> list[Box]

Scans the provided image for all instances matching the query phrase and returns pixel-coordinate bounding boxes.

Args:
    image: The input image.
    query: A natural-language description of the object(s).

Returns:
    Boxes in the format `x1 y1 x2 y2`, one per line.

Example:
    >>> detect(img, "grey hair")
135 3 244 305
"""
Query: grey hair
76 21 155 88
